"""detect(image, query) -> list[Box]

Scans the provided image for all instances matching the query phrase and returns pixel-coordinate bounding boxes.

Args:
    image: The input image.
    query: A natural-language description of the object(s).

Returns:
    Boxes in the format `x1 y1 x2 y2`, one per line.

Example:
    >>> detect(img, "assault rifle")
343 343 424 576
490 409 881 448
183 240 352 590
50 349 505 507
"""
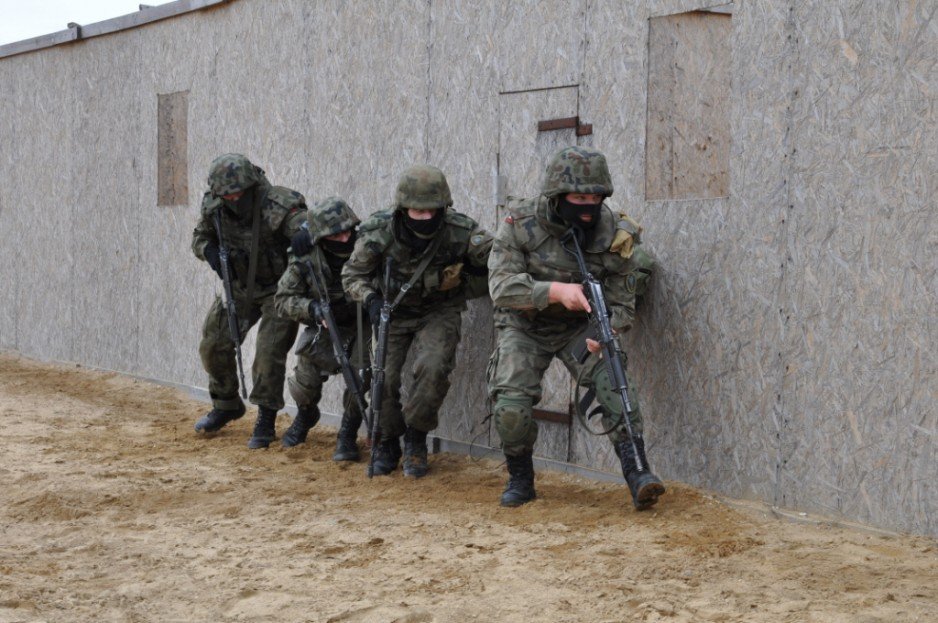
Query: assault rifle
212 211 248 399
367 258 395 478
305 261 371 433
561 228 646 472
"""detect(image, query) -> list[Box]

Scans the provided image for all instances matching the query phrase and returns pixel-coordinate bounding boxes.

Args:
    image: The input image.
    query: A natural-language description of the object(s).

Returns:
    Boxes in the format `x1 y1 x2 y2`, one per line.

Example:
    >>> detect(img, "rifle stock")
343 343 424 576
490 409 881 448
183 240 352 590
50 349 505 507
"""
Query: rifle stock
212 211 248 399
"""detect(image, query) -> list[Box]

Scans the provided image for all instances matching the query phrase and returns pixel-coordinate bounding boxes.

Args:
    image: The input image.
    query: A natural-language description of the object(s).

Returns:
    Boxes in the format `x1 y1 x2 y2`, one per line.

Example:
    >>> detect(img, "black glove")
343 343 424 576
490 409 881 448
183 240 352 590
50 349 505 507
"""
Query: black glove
204 243 223 279
365 293 384 324
307 300 323 324
463 262 489 277
290 228 314 256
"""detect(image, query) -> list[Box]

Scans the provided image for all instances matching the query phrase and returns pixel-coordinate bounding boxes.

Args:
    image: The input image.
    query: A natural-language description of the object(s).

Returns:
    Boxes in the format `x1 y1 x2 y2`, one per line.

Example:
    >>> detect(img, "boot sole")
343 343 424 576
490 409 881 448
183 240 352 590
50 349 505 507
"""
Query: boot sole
500 493 536 508
333 453 360 462
633 482 666 510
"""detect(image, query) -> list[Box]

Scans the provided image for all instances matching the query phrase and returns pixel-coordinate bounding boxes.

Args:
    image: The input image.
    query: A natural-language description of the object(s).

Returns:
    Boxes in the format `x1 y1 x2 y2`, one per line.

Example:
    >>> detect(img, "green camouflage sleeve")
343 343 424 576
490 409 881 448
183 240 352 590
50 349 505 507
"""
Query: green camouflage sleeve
278 205 308 240
487 218 551 310
274 257 315 323
464 225 494 271
604 261 636 332
191 193 218 261
341 228 383 304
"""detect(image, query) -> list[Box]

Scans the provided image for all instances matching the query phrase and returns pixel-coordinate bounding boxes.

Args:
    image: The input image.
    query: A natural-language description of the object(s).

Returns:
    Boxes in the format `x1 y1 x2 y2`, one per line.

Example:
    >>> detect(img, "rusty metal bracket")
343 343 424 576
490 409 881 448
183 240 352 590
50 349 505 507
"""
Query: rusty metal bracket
533 408 572 425
537 116 593 136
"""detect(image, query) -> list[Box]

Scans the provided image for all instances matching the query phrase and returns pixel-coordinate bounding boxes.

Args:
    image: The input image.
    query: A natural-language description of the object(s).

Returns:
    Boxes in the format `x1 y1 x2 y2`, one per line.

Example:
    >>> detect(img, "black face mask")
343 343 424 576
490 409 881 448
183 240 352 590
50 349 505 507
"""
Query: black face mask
404 209 444 237
224 186 256 222
321 230 357 257
556 197 602 231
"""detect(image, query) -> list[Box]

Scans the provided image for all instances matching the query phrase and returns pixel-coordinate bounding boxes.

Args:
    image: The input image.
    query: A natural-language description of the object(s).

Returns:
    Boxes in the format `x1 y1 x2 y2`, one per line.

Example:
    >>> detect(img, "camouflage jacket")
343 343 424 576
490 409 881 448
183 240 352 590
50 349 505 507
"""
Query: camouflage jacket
275 244 356 326
191 181 307 296
342 208 493 317
488 195 641 332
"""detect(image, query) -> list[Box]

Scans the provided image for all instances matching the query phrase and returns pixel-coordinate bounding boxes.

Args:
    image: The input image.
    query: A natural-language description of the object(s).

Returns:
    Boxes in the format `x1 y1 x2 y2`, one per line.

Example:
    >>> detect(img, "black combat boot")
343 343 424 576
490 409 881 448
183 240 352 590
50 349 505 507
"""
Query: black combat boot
500 452 536 507
369 437 402 476
194 403 246 433
247 406 278 449
616 437 666 510
402 426 429 478
281 406 321 448
333 412 362 462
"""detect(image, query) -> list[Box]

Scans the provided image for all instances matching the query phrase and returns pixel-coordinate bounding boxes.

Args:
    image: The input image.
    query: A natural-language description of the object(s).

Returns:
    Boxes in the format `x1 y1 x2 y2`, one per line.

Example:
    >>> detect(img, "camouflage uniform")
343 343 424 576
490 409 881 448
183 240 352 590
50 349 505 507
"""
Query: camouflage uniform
274 197 370 459
342 165 493 477
487 146 665 509
191 154 306 446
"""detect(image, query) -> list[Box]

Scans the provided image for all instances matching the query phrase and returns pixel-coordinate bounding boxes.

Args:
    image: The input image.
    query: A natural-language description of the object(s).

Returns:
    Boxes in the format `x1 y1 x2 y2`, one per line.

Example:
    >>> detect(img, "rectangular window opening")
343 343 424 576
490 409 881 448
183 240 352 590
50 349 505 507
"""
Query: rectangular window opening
157 91 188 206
645 11 731 200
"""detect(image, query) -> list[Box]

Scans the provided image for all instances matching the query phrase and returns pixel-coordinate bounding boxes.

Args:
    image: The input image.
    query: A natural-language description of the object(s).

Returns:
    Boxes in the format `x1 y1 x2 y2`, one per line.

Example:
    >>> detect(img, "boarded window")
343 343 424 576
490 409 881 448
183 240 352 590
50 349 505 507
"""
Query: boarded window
645 11 731 200
157 91 188 205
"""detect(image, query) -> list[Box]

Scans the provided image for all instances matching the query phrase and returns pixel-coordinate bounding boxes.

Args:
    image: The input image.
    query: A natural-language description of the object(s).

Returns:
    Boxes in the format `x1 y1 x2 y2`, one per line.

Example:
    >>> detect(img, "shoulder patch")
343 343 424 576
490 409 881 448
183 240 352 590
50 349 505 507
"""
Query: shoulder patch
471 233 486 246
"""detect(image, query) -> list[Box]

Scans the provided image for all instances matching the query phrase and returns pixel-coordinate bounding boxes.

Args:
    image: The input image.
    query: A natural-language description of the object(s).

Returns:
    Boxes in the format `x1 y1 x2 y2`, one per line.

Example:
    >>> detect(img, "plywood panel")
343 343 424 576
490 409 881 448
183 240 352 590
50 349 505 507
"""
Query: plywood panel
646 11 731 200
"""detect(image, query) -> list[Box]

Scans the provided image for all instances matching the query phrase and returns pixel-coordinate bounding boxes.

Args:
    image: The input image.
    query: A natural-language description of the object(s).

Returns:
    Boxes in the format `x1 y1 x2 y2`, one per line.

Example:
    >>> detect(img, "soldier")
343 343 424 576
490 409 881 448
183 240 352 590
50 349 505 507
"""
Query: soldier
487 146 666 509
274 197 370 460
191 153 308 448
342 165 492 478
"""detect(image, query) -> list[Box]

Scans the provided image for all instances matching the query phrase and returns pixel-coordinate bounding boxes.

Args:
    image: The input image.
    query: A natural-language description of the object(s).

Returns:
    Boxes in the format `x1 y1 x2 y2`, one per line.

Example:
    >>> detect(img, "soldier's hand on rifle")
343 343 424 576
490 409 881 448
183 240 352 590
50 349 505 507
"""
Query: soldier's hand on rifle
585 338 601 354
365 293 384 325
290 228 314 256
548 282 592 313
203 243 224 279
307 300 325 325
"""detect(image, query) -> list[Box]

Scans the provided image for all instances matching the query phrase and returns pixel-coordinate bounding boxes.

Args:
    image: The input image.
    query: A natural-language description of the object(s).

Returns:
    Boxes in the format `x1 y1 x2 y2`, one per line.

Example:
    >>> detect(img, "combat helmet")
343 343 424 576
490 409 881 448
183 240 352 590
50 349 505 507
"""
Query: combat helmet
541 146 614 198
308 196 360 244
394 165 453 210
207 153 264 197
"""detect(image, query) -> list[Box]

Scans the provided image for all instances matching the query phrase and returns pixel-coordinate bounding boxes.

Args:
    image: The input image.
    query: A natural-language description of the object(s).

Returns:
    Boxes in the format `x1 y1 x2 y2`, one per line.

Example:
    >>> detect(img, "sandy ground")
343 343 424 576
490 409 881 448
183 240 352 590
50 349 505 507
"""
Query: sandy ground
0 354 935 623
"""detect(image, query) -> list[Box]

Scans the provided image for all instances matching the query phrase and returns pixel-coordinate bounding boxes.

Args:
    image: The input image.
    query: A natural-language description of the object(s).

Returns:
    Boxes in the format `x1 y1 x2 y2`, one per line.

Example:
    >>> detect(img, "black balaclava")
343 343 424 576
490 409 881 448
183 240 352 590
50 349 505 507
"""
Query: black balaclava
399 209 444 253
224 186 257 222
404 209 444 236
556 196 602 231
321 230 357 267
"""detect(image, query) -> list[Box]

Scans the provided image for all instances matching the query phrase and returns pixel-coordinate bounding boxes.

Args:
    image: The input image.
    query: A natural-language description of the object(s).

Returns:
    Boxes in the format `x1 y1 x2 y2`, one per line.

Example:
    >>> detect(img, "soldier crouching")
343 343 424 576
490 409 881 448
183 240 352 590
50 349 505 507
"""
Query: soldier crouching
487 146 666 510
273 197 370 460
191 153 307 448
342 165 493 478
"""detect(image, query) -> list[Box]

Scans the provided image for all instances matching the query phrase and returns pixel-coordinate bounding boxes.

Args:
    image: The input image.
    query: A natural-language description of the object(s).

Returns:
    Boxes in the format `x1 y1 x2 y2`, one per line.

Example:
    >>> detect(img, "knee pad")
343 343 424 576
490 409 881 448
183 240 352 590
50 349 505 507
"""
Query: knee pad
493 396 534 447
288 375 324 408
590 362 643 434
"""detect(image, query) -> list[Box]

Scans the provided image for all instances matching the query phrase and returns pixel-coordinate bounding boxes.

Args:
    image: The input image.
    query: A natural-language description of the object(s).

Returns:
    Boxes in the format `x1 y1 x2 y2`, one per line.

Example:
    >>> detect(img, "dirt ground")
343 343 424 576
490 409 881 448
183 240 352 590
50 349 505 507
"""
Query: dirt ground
0 354 935 623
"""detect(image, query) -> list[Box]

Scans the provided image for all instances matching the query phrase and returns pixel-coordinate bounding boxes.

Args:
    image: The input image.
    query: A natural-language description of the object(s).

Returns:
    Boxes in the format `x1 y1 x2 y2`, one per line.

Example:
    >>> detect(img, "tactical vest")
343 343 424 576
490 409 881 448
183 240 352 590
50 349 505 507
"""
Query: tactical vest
505 195 638 320
358 208 480 314
207 185 304 290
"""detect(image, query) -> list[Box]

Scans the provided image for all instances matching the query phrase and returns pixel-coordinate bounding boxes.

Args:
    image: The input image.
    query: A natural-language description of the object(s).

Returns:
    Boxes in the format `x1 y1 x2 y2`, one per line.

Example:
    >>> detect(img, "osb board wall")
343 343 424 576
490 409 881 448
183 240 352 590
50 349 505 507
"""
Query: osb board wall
0 0 933 535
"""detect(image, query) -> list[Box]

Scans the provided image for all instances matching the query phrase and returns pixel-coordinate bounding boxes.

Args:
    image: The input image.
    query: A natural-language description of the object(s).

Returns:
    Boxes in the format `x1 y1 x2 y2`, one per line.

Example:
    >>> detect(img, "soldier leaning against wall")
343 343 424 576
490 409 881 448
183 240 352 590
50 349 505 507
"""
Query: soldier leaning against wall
191 153 308 449
487 146 665 510
342 165 493 479
273 196 371 461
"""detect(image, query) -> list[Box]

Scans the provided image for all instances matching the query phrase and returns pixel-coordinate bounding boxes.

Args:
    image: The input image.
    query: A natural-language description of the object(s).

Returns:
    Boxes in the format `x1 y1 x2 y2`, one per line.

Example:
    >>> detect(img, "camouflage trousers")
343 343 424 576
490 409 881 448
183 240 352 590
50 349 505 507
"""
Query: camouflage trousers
487 323 643 457
376 305 462 441
289 321 370 424
199 294 298 411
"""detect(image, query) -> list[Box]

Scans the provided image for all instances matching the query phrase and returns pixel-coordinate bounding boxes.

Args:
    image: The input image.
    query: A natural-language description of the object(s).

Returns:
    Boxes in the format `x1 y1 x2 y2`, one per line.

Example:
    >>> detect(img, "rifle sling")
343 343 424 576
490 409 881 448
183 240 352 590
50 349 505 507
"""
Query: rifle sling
244 187 267 304
388 231 444 311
